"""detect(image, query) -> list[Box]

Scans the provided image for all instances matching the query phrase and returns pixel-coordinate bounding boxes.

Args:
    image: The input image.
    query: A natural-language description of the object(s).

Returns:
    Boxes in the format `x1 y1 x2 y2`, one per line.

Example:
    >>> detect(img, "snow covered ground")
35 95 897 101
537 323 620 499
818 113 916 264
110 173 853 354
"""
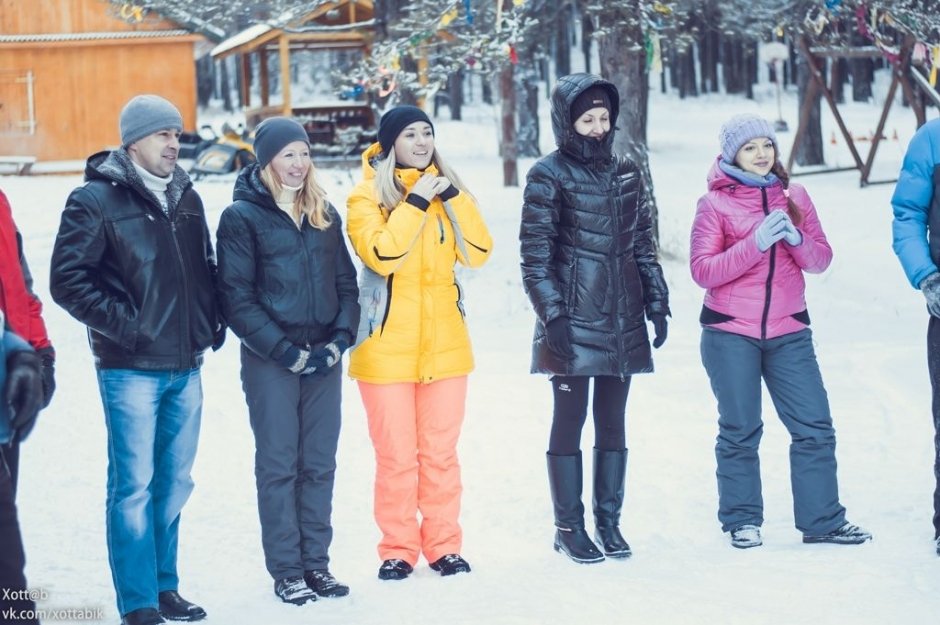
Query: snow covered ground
3 73 939 624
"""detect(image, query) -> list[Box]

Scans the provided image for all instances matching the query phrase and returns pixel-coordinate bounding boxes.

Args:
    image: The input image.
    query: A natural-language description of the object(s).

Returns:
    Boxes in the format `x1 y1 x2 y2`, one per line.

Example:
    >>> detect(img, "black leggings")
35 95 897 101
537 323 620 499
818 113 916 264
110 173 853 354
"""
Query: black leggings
548 375 631 455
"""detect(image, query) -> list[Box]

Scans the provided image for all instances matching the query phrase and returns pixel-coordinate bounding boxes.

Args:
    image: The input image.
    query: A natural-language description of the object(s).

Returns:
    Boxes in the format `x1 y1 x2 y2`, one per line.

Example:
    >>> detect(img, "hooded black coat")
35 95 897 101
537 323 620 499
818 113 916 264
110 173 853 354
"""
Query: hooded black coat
51 149 221 370
216 164 360 360
520 73 670 377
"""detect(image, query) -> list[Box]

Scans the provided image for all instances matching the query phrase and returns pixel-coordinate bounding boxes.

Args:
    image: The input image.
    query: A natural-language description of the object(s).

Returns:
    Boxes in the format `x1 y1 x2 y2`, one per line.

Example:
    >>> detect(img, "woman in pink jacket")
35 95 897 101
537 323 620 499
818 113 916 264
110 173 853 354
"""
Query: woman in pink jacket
690 114 870 549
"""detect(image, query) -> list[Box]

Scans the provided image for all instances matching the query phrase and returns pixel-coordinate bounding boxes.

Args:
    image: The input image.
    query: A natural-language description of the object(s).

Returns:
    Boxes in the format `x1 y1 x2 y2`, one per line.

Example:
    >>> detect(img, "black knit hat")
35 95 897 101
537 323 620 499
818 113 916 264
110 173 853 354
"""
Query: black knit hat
378 105 434 155
253 117 310 169
570 86 612 122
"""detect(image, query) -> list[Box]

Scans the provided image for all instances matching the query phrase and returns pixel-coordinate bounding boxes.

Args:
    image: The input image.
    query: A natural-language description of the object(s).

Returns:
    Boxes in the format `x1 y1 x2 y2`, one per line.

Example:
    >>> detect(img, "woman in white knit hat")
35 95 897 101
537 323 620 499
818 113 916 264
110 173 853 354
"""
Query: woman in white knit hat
690 113 871 549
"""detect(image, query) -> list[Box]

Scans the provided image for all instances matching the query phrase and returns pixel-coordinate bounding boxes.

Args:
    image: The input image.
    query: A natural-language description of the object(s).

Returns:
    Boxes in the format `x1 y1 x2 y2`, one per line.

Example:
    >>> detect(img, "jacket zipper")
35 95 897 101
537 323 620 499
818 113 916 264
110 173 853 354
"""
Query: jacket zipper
299 222 315 346
379 274 394 336
610 179 624 379
760 187 774 340
169 213 192 369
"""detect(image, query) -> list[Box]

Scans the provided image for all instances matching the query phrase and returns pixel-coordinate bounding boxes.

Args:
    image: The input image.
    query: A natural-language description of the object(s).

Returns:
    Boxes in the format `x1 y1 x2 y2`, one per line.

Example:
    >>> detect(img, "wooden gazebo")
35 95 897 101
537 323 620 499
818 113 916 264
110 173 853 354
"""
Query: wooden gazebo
211 0 375 130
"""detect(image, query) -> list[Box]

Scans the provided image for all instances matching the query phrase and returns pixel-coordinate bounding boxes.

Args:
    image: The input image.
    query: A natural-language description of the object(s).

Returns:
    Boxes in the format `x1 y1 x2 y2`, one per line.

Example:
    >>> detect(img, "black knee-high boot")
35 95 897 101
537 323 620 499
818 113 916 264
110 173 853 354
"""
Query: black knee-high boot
547 451 605 564
593 447 632 558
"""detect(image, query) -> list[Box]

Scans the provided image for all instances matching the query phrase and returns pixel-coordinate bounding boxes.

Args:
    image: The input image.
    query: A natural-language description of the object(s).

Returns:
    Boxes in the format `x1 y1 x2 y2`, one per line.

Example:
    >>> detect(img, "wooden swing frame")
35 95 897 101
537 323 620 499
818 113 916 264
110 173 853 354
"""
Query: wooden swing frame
787 35 940 187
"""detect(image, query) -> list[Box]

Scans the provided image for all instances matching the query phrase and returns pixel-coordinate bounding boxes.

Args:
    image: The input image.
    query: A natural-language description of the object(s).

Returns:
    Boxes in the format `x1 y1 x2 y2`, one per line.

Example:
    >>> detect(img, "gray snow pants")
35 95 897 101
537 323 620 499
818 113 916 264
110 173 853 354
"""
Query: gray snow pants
240 344 342 579
700 328 847 535
926 316 940 539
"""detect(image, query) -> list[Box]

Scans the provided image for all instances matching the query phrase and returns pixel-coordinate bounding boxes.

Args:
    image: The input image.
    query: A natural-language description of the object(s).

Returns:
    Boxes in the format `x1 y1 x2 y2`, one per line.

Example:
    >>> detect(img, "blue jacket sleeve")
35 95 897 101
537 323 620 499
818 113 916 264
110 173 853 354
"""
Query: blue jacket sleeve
892 122 940 288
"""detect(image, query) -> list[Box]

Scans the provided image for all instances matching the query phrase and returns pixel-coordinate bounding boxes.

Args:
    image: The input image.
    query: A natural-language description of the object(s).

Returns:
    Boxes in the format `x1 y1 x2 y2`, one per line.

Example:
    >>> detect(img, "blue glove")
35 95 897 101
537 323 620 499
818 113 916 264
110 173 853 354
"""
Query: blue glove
921 272 940 318
754 210 789 252
781 214 802 246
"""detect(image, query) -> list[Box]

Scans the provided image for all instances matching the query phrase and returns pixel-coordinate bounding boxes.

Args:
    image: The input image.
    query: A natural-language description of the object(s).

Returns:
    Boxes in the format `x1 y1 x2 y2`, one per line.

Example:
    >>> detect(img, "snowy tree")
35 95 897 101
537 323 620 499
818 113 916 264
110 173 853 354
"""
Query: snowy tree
339 0 537 185
583 0 690 246
105 0 315 109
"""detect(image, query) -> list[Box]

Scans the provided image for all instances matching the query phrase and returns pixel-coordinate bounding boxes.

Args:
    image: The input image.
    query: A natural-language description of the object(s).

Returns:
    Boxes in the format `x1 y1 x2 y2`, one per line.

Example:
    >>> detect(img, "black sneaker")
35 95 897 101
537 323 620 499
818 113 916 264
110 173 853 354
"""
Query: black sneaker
157 591 206 622
934 536 940 556
429 554 471 576
274 576 317 605
802 522 872 545
378 558 413 580
121 608 165 625
304 569 350 598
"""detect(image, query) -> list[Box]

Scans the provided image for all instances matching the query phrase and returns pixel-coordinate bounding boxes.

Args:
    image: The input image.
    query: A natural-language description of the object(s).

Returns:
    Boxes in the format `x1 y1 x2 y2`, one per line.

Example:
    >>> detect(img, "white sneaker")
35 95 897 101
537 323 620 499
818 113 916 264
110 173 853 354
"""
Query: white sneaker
729 524 762 549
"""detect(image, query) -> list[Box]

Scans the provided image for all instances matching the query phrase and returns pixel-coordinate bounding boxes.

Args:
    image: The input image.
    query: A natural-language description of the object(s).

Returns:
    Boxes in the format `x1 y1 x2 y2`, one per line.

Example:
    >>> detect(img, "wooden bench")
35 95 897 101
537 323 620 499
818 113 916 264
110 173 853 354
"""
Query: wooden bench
0 156 37 175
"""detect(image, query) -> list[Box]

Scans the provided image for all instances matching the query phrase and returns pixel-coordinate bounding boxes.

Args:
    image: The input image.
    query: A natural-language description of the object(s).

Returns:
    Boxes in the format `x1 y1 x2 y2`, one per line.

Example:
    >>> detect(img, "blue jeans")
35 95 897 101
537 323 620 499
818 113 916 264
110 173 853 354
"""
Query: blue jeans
97 368 202 616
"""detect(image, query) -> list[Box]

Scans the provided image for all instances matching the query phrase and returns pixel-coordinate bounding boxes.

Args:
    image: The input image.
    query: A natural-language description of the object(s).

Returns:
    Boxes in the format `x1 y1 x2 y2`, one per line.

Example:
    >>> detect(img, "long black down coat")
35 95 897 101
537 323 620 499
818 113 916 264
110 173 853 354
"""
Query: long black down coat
520 73 670 377
216 164 360 360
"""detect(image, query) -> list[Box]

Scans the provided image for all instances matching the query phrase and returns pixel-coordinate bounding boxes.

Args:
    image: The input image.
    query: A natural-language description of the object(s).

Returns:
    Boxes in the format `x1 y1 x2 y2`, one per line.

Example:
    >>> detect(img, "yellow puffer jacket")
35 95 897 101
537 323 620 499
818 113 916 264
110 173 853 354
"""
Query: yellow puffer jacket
346 143 492 384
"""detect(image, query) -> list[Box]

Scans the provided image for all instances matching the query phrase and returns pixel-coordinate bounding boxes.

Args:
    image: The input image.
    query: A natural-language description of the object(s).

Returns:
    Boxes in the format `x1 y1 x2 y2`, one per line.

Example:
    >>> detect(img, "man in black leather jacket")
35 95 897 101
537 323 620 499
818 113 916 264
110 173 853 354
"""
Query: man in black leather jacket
50 95 222 625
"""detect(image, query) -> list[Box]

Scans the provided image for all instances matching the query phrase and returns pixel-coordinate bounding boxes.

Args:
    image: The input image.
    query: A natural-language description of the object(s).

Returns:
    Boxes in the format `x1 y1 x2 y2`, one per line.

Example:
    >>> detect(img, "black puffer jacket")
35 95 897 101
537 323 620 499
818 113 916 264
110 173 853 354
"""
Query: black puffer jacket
216 164 360 360
520 73 670 377
51 149 221 370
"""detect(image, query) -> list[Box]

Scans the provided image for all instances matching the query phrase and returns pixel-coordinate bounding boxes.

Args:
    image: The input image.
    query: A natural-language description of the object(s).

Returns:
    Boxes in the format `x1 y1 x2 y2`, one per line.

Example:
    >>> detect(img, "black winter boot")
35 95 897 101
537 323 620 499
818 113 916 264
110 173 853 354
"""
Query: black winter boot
593 447 632 558
547 451 605 564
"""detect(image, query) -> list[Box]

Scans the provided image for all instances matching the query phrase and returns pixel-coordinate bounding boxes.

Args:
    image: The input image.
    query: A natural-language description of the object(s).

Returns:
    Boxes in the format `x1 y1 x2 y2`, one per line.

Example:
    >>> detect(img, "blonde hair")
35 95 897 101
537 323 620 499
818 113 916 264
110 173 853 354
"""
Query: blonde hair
373 146 474 210
260 164 332 229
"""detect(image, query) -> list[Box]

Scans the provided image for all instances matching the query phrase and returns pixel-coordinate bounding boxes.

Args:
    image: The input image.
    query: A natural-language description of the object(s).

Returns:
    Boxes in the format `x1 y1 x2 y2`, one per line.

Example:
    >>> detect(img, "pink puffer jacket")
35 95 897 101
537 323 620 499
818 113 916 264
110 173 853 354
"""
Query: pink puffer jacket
689 158 832 340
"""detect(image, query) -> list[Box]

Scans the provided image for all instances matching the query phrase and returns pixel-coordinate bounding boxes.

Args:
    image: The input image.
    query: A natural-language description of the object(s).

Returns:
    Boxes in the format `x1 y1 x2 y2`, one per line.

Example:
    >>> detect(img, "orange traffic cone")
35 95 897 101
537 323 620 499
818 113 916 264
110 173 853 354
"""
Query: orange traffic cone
830 131 837 145
892 128 899 141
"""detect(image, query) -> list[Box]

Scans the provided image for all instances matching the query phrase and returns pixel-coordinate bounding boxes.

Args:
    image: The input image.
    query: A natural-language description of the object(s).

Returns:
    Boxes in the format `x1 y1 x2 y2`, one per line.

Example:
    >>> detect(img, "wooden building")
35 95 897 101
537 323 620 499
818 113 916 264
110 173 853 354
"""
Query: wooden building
0 0 204 163
211 0 375 127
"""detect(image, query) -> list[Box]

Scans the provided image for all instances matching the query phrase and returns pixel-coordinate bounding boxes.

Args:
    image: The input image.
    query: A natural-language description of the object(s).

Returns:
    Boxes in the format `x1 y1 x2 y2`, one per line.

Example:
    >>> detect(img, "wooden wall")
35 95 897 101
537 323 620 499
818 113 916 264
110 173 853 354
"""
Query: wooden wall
0 0 201 163
0 0 180 34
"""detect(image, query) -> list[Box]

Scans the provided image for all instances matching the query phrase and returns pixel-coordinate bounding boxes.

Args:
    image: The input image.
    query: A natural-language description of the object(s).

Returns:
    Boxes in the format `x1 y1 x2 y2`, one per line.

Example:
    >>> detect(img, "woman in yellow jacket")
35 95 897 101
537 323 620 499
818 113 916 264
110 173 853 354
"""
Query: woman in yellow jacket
346 106 492 581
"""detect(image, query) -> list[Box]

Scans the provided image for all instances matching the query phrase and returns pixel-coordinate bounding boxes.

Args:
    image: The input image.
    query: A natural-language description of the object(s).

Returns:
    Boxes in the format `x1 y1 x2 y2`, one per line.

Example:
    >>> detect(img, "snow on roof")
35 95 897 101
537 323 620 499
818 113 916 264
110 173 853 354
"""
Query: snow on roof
0 30 191 43
210 23 274 57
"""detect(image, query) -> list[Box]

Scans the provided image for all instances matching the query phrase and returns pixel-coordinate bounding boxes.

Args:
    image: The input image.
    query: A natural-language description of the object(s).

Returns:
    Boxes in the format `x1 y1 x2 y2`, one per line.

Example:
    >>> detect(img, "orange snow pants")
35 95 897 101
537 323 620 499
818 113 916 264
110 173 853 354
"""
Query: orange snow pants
357 376 468 565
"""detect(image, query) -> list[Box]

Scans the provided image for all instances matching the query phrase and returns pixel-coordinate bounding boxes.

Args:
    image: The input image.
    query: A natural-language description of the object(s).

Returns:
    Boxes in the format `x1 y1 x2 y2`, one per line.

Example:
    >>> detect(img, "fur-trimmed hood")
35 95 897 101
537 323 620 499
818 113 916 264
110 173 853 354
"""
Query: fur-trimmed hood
84 149 192 214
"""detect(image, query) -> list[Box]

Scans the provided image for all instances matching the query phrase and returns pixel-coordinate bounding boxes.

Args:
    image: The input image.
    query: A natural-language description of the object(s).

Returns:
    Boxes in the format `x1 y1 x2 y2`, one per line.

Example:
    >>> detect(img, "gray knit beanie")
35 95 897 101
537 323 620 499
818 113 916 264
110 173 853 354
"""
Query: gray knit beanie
119 95 183 147
719 114 778 164
253 117 310 169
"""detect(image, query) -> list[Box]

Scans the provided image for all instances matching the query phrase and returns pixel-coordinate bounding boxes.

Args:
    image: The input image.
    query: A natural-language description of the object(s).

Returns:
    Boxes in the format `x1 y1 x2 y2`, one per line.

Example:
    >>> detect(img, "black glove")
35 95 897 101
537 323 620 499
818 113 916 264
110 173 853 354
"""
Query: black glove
650 313 668 349
212 323 227 352
545 317 574 359
5 350 43 442
37 346 55 408
304 339 349 376
275 343 311 373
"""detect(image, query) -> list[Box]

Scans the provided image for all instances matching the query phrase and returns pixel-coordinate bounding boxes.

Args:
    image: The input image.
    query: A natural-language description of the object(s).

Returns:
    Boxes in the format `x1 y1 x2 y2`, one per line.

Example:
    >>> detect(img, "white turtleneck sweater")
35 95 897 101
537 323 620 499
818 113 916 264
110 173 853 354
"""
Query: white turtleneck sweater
276 184 303 229
132 162 172 214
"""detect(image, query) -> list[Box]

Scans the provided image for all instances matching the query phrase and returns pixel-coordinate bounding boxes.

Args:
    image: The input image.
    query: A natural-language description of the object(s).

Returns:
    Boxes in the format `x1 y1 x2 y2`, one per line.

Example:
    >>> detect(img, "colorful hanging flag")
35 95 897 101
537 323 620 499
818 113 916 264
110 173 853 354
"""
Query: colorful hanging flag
440 6 458 27
931 46 939 87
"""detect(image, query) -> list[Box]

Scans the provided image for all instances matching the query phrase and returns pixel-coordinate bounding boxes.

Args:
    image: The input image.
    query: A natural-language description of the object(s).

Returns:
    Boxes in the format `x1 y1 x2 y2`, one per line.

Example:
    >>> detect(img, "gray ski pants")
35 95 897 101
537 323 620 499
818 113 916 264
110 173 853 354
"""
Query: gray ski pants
700 328 847 535
240 345 342 579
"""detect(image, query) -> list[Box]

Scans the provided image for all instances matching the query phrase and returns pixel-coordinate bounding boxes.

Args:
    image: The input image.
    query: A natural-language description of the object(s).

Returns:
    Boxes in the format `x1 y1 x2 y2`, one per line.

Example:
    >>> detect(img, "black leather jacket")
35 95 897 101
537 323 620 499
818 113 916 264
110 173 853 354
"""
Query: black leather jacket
520 73 670 377
216 164 360 360
51 149 221 370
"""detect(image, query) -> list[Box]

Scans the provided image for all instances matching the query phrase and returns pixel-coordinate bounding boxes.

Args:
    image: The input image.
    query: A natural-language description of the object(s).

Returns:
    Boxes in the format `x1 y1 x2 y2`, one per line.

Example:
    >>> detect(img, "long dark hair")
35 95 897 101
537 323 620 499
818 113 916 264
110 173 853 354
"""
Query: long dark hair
771 160 803 227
